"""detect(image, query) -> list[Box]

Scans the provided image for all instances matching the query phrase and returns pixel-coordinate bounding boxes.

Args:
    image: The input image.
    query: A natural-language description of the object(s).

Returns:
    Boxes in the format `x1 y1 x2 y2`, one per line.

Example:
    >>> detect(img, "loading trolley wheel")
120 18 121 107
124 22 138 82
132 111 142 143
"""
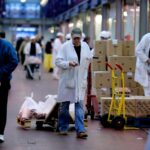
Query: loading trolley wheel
100 114 112 128
111 116 125 130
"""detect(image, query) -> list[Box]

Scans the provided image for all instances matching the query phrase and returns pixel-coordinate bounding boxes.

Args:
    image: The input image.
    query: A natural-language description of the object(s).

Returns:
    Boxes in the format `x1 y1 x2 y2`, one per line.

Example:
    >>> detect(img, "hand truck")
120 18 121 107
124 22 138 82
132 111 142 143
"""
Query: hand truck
100 63 127 130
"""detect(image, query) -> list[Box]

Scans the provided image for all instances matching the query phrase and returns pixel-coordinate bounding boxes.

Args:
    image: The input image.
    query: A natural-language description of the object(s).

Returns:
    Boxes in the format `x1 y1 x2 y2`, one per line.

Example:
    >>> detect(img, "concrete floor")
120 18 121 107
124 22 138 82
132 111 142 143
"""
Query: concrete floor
0 65 148 150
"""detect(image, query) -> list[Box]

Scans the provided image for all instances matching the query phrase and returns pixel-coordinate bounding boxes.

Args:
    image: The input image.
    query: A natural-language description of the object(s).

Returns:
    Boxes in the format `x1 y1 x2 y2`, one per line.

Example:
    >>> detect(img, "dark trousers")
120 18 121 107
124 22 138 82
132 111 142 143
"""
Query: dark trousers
0 81 10 134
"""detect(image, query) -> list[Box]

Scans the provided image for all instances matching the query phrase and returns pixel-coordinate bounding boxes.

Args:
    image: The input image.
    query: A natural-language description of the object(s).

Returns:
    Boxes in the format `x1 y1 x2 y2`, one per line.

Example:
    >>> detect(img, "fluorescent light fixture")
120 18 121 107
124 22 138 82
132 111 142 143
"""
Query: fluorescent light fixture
20 0 26 3
123 11 128 17
95 15 102 23
40 0 48 6
69 23 74 28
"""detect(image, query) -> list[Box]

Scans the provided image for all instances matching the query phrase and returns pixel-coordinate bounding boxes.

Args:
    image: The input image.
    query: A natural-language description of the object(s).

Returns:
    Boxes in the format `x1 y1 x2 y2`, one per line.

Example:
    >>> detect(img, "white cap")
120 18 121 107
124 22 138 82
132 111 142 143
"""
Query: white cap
57 32 64 37
99 31 111 39
65 33 71 40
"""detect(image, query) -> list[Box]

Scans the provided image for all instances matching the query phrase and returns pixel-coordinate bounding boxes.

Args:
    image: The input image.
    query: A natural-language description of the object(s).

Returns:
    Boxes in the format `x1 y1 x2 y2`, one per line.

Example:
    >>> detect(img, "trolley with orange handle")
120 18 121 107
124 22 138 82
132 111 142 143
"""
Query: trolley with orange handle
100 63 127 130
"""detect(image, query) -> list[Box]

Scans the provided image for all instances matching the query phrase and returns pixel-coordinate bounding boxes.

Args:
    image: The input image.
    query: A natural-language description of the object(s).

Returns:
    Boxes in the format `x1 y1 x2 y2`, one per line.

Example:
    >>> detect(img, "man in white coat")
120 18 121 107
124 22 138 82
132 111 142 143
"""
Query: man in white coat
135 33 150 96
52 32 64 79
55 28 92 139
24 36 42 79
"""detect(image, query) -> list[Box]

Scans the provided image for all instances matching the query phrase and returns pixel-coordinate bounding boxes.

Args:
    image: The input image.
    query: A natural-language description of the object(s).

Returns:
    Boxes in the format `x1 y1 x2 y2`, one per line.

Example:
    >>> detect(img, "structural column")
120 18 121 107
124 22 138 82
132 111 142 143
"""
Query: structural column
102 4 109 31
116 0 123 40
139 0 148 39
89 10 95 48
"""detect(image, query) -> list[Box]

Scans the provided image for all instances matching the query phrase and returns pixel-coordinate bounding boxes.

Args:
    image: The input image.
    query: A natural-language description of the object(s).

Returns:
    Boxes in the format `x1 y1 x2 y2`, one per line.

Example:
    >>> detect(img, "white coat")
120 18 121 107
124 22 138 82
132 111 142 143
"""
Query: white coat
24 42 42 55
55 40 93 103
52 38 63 67
134 33 150 87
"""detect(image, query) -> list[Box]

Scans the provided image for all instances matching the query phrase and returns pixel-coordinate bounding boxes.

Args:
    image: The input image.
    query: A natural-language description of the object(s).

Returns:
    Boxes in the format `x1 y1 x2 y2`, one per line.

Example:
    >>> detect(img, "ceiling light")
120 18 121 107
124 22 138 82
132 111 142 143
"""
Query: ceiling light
20 0 26 3
40 0 48 6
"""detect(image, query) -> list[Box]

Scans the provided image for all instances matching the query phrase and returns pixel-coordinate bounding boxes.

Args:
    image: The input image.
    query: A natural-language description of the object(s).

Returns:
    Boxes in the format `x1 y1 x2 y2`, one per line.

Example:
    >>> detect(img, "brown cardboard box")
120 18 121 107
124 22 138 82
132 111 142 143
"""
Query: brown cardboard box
93 71 111 88
107 40 123 56
100 97 136 117
108 56 136 72
134 96 150 117
91 57 106 71
122 41 135 56
96 88 111 99
94 40 107 57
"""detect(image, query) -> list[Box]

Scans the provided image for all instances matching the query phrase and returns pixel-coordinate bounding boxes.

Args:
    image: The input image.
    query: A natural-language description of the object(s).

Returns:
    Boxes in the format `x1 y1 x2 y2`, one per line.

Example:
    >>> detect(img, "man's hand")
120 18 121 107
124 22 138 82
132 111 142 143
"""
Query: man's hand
69 61 78 67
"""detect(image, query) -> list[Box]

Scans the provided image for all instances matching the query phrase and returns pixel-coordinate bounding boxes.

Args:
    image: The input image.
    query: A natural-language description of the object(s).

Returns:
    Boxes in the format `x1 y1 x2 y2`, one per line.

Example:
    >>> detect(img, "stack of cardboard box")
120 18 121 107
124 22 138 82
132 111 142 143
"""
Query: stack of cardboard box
100 96 150 118
91 40 149 117
92 39 144 100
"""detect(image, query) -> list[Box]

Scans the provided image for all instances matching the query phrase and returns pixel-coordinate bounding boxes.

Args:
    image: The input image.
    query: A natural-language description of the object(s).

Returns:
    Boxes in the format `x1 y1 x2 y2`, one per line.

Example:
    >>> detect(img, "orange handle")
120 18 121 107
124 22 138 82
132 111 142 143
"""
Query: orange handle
115 64 123 71
106 63 113 70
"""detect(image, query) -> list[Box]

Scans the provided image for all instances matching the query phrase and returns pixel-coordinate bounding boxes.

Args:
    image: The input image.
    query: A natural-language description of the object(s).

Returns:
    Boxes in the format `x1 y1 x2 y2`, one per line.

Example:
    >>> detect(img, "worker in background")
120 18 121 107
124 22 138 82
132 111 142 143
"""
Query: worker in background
0 32 5 38
100 30 111 40
24 36 42 79
52 32 64 80
65 33 71 41
55 28 92 139
134 33 150 96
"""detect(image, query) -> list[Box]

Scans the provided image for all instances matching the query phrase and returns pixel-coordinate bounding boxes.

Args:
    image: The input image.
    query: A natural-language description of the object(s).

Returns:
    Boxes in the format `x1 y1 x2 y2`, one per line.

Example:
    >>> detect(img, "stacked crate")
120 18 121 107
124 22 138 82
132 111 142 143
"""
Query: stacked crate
107 40 144 96
92 40 111 98
92 40 146 116
101 96 150 118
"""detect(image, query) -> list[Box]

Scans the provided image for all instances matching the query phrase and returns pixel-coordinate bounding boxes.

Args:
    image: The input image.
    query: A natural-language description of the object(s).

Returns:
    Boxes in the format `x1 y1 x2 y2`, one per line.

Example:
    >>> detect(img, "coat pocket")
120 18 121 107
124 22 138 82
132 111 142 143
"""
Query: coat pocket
65 69 75 89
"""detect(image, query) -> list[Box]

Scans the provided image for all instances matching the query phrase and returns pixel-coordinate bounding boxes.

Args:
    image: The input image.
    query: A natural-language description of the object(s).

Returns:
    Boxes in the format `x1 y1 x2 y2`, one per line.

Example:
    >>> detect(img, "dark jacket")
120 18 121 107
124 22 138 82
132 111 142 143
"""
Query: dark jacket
0 39 18 82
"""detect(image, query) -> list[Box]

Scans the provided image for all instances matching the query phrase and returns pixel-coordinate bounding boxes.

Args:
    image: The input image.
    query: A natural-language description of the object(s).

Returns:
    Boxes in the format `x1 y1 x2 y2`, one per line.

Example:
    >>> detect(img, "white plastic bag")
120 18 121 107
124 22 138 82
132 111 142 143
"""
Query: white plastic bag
24 56 42 65
18 93 38 120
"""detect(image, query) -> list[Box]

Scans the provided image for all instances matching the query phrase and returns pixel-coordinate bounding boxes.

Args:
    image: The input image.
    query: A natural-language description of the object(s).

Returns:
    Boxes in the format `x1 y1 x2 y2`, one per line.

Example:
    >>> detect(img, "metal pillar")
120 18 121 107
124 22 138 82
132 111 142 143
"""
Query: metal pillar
116 0 123 40
139 0 148 39
102 4 109 30
89 10 95 48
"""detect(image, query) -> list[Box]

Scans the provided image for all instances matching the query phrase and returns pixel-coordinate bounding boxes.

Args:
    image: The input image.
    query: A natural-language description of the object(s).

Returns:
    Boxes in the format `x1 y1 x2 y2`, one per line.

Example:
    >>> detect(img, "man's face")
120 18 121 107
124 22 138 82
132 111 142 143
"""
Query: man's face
72 37 81 46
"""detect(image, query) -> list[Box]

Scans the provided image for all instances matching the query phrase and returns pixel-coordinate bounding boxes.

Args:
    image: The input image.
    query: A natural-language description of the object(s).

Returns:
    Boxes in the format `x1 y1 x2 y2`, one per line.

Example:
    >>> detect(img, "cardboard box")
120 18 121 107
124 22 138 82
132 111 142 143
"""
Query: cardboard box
93 71 111 88
100 97 136 117
91 57 106 71
107 40 123 56
122 41 135 56
96 88 111 99
108 56 136 72
94 40 107 57
134 96 150 117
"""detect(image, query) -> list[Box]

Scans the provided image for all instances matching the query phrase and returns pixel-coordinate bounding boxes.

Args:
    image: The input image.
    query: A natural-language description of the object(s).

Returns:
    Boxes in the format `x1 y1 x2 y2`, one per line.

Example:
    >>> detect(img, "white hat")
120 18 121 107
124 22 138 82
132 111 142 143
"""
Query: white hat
99 31 111 39
65 33 71 40
57 32 64 37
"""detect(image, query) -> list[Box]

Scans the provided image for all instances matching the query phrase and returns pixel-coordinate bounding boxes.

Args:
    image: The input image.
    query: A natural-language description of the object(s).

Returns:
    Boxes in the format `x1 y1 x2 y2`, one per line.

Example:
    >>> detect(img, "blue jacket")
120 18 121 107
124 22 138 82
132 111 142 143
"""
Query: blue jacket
0 39 18 82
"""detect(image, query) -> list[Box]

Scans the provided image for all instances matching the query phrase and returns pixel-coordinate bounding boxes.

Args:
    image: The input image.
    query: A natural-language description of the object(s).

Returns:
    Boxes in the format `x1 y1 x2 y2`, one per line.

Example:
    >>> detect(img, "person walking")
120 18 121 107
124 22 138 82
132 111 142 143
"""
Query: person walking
52 32 64 79
55 28 92 139
24 36 42 79
134 33 150 96
0 38 18 143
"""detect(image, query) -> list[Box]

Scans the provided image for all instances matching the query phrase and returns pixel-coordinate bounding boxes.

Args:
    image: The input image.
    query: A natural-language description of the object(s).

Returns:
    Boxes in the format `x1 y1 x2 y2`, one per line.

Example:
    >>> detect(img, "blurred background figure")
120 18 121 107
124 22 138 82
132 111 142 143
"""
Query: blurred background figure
15 37 24 61
82 33 86 41
18 36 30 65
65 33 71 41
83 36 92 50
99 30 111 40
52 32 64 80
43 38 53 73
0 32 6 38
24 36 42 79
124 34 132 41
